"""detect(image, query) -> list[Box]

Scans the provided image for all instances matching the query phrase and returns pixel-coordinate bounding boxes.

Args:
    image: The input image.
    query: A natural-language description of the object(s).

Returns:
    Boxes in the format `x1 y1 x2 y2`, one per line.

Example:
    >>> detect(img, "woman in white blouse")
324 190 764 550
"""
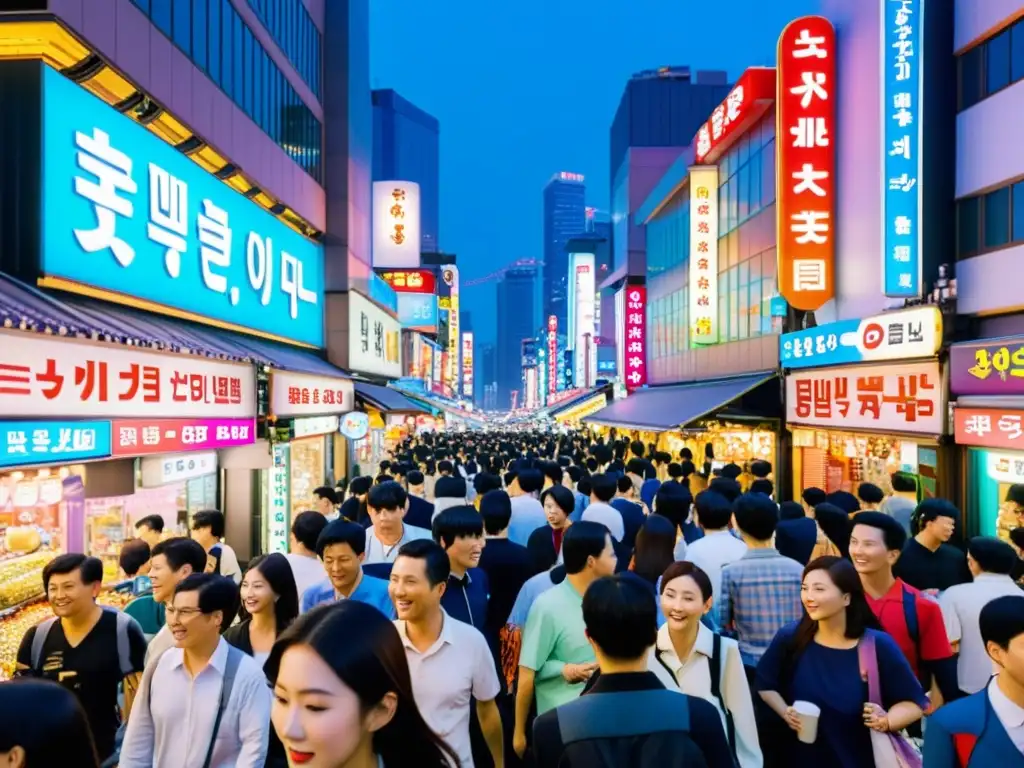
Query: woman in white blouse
649 561 763 768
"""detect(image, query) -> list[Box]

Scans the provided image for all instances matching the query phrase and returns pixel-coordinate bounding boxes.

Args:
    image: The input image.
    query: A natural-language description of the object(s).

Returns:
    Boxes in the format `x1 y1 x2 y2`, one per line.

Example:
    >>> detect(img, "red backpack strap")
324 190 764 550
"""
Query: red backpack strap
952 733 978 767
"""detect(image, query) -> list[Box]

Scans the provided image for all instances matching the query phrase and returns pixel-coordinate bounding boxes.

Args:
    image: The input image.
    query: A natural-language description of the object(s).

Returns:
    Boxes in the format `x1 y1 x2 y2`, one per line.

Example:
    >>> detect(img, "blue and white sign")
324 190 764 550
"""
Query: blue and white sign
397 293 438 331
0 420 112 468
369 273 398 315
780 305 942 369
339 411 370 440
882 0 923 297
40 65 324 347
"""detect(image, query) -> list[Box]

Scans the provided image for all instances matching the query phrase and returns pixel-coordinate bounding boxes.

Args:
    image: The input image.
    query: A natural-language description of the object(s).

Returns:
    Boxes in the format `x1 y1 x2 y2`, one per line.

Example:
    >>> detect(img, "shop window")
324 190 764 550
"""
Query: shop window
1013 182 1024 242
984 187 1011 249
958 44 984 110
957 196 980 258
987 29 1012 95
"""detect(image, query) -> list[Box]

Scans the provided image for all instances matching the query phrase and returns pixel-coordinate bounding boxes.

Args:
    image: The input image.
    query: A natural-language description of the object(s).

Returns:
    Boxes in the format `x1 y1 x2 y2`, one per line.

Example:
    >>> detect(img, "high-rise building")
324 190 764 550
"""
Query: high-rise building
372 89 440 253
543 172 586 331
477 343 497 406
496 265 537 409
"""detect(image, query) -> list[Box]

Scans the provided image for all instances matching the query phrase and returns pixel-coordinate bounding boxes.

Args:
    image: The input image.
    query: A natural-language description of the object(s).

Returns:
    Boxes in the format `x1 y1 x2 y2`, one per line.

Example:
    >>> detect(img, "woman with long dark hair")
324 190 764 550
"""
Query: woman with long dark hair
630 514 677 586
755 557 926 767
0 678 100 767
265 600 459 767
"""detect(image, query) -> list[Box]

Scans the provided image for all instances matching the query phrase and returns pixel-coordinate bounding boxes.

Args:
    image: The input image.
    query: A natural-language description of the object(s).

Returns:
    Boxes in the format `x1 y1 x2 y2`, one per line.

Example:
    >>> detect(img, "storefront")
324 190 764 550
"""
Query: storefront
547 386 613 428
352 382 426 474
949 335 1024 541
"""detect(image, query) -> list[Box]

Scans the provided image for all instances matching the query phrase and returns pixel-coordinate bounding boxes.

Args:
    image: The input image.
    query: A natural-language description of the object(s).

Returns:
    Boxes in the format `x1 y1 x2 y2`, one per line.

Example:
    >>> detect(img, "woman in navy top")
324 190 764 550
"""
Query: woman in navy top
756 556 927 768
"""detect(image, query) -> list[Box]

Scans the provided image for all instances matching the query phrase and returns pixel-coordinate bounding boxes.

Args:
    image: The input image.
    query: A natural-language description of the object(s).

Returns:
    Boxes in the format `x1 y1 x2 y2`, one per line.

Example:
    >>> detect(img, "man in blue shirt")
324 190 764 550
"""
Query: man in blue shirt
611 472 646 549
432 505 489 631
301 519 395 618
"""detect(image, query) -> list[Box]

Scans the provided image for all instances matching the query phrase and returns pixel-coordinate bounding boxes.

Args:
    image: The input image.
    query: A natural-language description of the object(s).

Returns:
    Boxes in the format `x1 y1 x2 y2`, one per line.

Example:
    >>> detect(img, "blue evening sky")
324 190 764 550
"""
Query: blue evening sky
369 0 821 344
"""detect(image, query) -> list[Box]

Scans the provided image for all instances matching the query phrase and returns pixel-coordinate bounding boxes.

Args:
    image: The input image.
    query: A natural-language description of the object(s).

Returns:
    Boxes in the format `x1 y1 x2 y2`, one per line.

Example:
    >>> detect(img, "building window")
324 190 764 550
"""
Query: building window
957 16 1024 111
987 29 1011 94
247 0 322 100
172 0 191 56
984 187 1011 248
955 180 1024 260
1014 181 1024 240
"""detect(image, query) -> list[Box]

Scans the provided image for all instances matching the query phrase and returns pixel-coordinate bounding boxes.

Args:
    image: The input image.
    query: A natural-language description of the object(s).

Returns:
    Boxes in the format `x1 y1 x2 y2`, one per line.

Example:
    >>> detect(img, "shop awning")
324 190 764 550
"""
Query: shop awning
355 382 426 413
0 273 348 379
584 372 777 432
548 387 609 418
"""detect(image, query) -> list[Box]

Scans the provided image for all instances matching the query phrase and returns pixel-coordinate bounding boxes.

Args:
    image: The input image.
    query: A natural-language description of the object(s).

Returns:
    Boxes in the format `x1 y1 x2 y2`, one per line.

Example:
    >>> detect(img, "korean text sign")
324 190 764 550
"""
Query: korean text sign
548 315 558 396
624 285 647 391
40 66 324 347
785 361 943 434
379 269 436 294
0 420 111 468
397 293 438 332
954 408 1024 451
270 370 355 419
372 181 421 269
883 0 923 297
268 444 290 554
689 166 719 344
111 418 255 456
694 67 776 163
777 16 836 312
949 338 1024 396
0 332 256 419
350 292 403 379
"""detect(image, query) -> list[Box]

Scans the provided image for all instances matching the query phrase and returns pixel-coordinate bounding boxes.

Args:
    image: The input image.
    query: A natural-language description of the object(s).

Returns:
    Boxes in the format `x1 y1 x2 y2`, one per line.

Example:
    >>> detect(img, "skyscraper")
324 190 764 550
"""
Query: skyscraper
496 265 538 410
543 172 586 331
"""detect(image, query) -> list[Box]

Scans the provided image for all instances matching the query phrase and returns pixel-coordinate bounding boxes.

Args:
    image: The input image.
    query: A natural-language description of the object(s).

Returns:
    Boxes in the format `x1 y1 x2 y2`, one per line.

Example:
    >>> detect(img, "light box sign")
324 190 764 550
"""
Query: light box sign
268 443 290 554
948 338 1024 397
955 407 1024 451
340 411 370 440
624 285 647 391
462 332 474 398
882 0 923 297
111 417 255 456
571 254 596 386
785 360 943 434
293 415 340 439
777 16 836 312
40 65 324 347
689 166 719 345
140 451 217 487
397 293 438 332
0 420 111 468
443 267 460 390
270 370 355 419
372 181 421 268
379 269 436 294
694 67 776 163
548 315 557 396
780 306 941 369
350 292 402 379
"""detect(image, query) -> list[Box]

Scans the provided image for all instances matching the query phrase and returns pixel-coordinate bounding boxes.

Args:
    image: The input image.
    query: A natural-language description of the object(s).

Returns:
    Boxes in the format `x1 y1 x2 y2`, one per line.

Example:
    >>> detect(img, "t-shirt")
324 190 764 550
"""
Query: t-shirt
893 538 971 594
208 542 242 584
284 553 325 602
864 578 953 678
123 593 165 638
17 610 147 760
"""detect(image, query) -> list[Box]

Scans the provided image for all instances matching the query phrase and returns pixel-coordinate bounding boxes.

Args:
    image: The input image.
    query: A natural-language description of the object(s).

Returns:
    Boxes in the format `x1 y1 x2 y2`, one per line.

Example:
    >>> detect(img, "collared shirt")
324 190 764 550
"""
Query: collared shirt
989 676 1024 753
300 570 396 618
581 501 625 542
120 638 271 768
683 530 749 627
440 568 489 629
648 623 762 768
395 611 501 768
720 548 804 666
145 624 175 667
363 522 432 564
941 574 1023 693
508 495 547 547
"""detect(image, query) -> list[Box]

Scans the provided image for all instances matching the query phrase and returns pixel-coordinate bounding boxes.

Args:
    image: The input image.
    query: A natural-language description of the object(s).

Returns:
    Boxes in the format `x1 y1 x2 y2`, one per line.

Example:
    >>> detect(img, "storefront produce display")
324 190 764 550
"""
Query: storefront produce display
0 551 54 611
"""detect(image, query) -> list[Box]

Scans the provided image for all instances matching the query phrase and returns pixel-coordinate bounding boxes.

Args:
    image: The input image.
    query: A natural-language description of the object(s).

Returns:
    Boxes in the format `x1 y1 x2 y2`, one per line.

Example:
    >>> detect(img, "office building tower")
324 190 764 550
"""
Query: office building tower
543 172 586 331
372 89 440 253
496 265 537 409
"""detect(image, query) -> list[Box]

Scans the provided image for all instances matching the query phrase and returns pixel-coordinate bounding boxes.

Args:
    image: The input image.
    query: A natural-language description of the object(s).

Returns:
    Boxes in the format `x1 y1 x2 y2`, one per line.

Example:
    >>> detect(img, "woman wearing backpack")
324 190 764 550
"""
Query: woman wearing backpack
649 561 763 768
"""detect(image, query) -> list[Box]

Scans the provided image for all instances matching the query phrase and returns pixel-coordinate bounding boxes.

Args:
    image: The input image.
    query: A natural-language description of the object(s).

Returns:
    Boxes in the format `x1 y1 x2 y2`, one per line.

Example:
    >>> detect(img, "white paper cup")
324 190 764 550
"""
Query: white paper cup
793 700 821 744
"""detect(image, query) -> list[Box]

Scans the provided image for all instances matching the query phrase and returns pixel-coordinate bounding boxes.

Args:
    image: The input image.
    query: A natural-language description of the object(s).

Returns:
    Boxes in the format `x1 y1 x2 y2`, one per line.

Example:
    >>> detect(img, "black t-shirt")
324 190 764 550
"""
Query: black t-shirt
894 538 972 593
16 610 147 760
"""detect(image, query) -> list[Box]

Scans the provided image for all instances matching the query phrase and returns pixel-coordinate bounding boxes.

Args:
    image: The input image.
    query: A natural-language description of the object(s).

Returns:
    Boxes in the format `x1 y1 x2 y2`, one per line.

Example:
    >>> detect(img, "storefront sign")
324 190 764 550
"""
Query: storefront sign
694 67 777 163
689 165 719 344
548 316 558 396
462 332 474 398
339 411 370 440
268 443 290 554
443 267 460 391
785 361 943 434
571 254 596 386
293 415 340 439
350 291 402 379
372 181 421 268
140 451 217 487
986 451 1024 484
882 0 923 297
624 285 647 391
368 272 398 315
40 66 324 347
0 420 111 468
110 417 255 456
781 306 942 369
378 269 436 294
397 293 438 332
270 370 355 419
777 16 836 312
0 333 256 419
949 338 1024 396
954 407 1024 451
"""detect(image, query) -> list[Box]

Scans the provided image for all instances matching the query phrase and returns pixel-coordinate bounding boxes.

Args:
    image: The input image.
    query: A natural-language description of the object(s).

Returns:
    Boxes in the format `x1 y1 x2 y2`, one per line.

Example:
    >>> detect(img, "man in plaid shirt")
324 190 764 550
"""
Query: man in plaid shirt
720 493 805 671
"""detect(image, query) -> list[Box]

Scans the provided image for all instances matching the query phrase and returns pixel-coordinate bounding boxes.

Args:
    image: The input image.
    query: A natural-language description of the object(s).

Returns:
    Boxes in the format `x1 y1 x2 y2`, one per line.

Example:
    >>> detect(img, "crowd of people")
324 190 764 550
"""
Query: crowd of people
3 427 1024 768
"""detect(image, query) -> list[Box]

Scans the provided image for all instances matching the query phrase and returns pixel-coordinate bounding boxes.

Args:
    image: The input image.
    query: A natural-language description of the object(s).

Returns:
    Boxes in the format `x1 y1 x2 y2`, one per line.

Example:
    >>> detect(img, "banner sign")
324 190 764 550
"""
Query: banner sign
372 181 421 269
111 417 255 456
689 165 719 344
955 407 1024 450
0 420 111 468
624 285 647 391
270 370 355 418
949 337 1024 397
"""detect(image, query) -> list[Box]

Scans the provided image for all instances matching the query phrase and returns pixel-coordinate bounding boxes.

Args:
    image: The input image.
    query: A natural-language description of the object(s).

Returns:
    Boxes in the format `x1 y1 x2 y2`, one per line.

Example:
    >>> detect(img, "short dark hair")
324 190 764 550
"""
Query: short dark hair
434 476 467 500
583 574 657 660
541 485 575 516
708 477 742 503
191 509 225 539
732 493 779 541
173 573 239 631
474 472 502 496
694 490 732 530
721 463 742 480
540 461 563 488
616 475 634 494
367 481 408 511
857 483 885 505
151 537 208 574
667 462 683 479
918 498 960 525
968 536 1017 575
679 460 696 477
406 470 425 486
826 490 860 515
590 473 616 503
654 484 691 530
750 460 772 478
625 458 647 477
119 539 151 577
577 477 592 496
135 514 164 533
1008 484 1024 505
562 521 611 575
892 472 918 493
679 448 693 461
313 486 339 506
432 506 484 549
629 440 645 458
779 501 806 521
1010 526 1024 551
852 511 907 552
43 554 104 591
349 476 372 496
980 595 1024 650
480 490 512 535
517 469 544 494
317 519 367 558
802 487 827 507
437 460 454 475
750 479 774 497
292 510 330 552
395 539 451 587
660 561 714 602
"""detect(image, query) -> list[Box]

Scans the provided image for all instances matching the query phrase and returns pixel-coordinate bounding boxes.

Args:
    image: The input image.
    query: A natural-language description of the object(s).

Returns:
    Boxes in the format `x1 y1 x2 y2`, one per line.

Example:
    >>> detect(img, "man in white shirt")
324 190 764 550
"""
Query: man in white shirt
432 475 470 521
940 536 1023 694
581 473 626 544
284 511 329 602
121 574 271 767
390 540 504 768
145 538 209 664
683 490 748 627
507 468 548 547
191 510 242 584
364 480 431 564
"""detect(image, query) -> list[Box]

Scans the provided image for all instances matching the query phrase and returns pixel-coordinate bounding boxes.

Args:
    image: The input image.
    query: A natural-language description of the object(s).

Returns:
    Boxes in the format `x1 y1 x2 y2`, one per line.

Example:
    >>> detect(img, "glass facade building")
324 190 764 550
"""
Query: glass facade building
543 175 586 330
246 0 322 99
496 267 538 409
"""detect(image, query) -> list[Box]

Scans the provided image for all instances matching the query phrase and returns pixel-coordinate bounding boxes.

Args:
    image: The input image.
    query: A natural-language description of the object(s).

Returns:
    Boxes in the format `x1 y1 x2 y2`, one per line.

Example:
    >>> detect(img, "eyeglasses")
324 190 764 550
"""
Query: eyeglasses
165 606 204 620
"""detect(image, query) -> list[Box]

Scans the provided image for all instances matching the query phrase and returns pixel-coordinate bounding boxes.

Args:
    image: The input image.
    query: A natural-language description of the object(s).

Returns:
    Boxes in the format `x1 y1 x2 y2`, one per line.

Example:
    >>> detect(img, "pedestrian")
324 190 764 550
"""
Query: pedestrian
880 472 919 535
812 502 851 559
507 468 548 547
301 519 395 617
531 573 735 768
856 482 885 512
284 510 330 602
799 487 826 517
526 485 574 574
190 510 242 584
389 540 504 768
0 678 101 768
756 557 927 768
133 514 165 549
774 503 818 566
364 480 432 565
313 486 340 519
581 473 626 543
121 539 164 640
613 468 647 546
684 489 749 627
339 476 371 524
120 574 272 767
15 554 147 766
478 490 532 658
653 482 696 558
118 538 153 596
629 514 676 590
894 499 972 594
433 475 470 521
143 537 209 661
405 469 436 528
432 505 490 629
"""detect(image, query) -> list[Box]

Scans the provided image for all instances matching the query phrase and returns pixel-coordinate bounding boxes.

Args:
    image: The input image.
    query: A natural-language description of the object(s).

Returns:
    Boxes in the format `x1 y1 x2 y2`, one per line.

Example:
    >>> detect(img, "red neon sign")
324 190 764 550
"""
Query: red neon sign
694 67 776 164
548 315 557 395
624 285 647 391
378 269 437 294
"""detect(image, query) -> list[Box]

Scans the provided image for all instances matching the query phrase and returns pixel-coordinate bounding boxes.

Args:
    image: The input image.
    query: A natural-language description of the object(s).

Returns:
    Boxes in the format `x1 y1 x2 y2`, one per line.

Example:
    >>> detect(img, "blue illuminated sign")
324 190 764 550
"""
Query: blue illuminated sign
882 0 923 297
0 421 112 468
398 293 438 331
40 65 324 347
369 273 398 315
781 319 860 369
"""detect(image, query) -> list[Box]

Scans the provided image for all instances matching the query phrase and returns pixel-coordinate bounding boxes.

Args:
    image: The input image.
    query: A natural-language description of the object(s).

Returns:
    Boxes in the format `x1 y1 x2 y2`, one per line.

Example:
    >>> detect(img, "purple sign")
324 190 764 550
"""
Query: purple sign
62 474 86 554
949 337 1024 396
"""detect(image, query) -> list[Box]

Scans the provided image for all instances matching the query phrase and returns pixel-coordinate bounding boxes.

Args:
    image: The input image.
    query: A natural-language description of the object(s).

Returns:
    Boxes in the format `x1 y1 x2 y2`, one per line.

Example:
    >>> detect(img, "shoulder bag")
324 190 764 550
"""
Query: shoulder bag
858 632 922 768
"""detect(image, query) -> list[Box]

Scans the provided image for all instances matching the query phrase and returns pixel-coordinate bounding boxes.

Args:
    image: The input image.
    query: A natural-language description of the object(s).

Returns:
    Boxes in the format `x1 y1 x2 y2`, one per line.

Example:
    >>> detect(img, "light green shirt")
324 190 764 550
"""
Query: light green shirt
518 579 595 714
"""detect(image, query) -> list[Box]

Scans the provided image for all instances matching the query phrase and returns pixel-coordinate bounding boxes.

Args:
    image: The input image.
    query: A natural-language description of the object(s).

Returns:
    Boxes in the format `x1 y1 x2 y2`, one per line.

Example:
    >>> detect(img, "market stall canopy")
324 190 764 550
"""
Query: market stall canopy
355 382 426 413
548 387 611 419
584 372 777 432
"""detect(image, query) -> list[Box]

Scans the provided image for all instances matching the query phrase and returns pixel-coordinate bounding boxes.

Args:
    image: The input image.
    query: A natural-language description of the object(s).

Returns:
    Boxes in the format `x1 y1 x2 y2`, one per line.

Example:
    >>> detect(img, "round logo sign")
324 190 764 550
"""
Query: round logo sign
339 412 370 440
861 322 884 350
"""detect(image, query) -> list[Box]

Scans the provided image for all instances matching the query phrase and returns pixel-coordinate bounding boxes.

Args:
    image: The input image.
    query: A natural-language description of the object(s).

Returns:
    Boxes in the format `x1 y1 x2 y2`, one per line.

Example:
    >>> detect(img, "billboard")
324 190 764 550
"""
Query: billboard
442 266 460 391
570 253 596 387
461 332 474 399
547 315 557 396
624 285 647 391
378 269 437 294
349 292 402 379
372 181 421 268
689 165 720 345
397 293 438 332
694 67 776 163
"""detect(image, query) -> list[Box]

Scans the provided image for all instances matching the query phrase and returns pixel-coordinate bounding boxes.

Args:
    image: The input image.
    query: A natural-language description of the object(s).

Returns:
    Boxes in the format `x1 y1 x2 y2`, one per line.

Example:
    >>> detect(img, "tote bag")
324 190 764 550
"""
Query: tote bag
857 633 923 768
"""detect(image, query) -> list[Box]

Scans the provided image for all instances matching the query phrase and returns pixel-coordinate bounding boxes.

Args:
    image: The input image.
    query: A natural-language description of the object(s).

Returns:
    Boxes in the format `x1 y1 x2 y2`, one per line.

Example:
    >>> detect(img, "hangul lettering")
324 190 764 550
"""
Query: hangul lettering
301 387 311 405
213 376 231 405
906 322 923 344
198 200 231 295
246 232 274 306
888 323 904 345
72 128 137 268
170 371 189 402
72 429 96 451
142 366 160 402
34 360 62 399
147 164 188 277
74 361 109 402
29 429 50 453
51 429 74 453
5 430 27 455
998 414 1023 441
856 376 885 419
230 377 242 404
119 427 138 447
118 363 141 401
281 251 318 319
813 378 832 418
142 426 161 446
795 379 813 418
